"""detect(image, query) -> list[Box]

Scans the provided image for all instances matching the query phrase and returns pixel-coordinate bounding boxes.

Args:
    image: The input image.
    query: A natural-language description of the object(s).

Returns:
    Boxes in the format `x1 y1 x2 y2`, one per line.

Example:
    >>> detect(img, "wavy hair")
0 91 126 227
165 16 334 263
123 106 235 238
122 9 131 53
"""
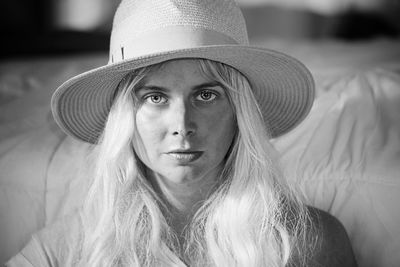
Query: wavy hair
77 59 311 266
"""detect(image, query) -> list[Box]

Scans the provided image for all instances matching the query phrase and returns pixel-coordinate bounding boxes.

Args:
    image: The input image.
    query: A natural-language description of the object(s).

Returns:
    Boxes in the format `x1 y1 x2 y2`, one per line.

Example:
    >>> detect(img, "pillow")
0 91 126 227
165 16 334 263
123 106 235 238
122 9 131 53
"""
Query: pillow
270 39 400 267
0 54 105 264
274 67 400 267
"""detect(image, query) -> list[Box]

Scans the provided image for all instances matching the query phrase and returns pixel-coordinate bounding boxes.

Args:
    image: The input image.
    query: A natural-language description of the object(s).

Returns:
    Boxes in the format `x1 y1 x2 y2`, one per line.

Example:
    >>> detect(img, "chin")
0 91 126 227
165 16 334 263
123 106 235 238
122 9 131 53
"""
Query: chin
160 167 204 184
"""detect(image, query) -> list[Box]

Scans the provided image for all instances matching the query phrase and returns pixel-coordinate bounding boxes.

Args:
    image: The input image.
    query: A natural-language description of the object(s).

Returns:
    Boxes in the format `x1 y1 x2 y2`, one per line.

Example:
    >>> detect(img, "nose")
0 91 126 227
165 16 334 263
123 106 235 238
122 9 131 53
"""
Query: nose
169 99 197 138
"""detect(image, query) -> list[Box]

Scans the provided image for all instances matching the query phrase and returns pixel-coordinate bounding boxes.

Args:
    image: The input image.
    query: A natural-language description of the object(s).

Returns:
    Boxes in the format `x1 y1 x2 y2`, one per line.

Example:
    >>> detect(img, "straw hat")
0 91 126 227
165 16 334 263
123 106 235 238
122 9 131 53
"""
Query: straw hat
51 0 315 144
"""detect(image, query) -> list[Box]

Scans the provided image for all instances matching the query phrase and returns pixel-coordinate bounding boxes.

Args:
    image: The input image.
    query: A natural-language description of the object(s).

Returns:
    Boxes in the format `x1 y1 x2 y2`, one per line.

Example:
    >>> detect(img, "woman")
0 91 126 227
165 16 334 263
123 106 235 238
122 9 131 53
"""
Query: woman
7 0 357 266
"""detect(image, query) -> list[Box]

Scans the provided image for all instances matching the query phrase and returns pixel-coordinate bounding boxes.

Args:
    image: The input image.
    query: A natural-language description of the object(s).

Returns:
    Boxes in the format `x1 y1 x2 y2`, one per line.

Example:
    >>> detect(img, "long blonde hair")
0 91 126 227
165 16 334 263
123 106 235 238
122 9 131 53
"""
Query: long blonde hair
78 59 311 266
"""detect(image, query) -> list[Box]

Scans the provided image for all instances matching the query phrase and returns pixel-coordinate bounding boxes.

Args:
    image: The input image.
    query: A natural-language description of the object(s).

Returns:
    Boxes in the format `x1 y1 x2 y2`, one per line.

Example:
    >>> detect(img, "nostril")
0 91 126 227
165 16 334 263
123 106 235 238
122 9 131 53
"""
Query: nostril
173 130 195 137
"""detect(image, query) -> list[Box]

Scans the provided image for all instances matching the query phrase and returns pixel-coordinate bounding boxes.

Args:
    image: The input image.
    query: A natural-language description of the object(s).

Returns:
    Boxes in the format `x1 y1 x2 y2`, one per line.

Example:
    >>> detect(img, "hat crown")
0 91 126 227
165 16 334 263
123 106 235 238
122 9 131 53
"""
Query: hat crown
109 0 249 63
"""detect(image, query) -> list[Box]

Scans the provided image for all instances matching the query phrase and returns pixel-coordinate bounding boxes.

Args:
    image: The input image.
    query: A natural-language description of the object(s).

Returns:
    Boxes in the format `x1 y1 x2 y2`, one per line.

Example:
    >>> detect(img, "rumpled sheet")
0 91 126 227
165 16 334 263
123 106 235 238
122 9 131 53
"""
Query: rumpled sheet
1 39 399 266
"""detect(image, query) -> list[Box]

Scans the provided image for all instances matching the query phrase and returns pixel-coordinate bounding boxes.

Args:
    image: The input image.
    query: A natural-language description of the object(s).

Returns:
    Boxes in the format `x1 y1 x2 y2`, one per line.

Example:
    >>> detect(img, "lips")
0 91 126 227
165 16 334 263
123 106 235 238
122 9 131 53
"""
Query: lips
166 150 203 164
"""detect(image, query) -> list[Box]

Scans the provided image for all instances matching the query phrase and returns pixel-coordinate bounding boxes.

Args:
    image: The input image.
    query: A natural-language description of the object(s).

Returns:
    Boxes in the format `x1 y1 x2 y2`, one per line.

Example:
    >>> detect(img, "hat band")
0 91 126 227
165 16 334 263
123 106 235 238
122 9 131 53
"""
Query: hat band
109 26 240 64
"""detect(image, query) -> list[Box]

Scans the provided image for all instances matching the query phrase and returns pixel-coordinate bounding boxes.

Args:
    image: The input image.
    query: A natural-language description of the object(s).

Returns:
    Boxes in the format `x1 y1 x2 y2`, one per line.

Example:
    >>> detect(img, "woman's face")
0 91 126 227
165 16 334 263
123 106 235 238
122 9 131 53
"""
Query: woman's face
133 59 236 185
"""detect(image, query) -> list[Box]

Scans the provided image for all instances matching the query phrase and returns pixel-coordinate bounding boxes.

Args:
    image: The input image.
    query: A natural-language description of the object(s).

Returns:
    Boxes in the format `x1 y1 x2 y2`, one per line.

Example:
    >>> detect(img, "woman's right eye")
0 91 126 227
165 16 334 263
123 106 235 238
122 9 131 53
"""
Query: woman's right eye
144 94 167 104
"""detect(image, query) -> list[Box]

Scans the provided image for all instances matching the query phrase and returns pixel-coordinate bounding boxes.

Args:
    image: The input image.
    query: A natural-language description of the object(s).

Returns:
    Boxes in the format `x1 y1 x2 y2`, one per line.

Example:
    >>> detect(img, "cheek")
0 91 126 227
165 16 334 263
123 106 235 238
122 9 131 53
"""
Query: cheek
203 109 236 156
134 109 165 158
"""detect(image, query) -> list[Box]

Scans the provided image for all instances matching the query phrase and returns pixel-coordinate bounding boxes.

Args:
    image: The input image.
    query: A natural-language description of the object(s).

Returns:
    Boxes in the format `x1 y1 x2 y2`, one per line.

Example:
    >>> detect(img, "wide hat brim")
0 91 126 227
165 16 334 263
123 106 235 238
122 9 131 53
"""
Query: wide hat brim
51 45 315 144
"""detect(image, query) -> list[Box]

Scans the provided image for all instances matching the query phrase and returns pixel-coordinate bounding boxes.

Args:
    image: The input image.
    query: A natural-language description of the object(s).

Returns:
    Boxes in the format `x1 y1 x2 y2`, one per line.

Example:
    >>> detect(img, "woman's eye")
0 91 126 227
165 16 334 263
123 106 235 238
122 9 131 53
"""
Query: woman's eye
145 94 167 104
196 90 217 102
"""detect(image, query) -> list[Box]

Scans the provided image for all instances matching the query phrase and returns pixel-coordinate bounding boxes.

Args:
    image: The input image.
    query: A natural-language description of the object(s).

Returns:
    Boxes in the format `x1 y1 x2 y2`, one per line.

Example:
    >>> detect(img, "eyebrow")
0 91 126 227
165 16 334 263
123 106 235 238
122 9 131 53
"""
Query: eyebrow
136 81 224 93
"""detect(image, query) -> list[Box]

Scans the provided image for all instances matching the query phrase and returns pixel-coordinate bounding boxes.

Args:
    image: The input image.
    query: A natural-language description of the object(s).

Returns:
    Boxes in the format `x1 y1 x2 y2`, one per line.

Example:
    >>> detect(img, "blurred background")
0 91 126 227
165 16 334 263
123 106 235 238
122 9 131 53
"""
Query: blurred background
0 0 399 58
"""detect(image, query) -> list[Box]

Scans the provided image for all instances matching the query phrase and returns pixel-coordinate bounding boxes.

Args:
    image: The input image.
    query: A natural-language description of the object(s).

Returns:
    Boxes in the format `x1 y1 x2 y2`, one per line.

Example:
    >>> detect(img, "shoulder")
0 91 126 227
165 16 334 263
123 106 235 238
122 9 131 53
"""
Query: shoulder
6 210 83 267
35 209 83 247
305 206 358 267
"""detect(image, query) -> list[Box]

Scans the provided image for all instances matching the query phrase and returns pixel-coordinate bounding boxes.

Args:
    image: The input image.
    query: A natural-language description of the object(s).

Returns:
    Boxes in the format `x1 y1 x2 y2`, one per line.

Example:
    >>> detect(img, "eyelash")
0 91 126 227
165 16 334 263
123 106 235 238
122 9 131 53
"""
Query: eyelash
143 89 219 105
195 90 218 102
144 93 167 104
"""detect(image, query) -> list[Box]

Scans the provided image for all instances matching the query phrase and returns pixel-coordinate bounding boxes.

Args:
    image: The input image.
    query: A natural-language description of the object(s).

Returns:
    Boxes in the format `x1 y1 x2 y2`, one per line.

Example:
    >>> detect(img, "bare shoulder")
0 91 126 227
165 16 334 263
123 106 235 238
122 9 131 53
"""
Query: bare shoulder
305 206 358 267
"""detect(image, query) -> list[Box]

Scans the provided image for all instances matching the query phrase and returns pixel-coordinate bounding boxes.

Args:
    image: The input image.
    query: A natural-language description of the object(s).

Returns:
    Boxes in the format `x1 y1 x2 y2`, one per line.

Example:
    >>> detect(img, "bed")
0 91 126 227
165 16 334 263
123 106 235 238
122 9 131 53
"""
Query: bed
1 36 400 266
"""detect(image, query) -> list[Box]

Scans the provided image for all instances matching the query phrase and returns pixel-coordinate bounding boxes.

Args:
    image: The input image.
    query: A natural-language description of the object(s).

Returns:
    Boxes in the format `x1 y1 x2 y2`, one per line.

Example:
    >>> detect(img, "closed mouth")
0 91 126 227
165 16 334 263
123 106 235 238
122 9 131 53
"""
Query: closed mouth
166 151 203 163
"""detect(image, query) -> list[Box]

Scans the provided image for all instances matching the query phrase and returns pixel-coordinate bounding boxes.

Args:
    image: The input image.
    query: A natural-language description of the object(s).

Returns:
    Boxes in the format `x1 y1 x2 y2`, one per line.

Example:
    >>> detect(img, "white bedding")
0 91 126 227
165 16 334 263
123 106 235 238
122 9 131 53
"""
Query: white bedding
1 39 400 266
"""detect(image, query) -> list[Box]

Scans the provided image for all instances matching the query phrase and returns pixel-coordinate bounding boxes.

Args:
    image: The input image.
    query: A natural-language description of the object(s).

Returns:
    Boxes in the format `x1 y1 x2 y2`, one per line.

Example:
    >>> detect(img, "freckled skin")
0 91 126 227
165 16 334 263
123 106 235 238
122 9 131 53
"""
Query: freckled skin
134 60 236 185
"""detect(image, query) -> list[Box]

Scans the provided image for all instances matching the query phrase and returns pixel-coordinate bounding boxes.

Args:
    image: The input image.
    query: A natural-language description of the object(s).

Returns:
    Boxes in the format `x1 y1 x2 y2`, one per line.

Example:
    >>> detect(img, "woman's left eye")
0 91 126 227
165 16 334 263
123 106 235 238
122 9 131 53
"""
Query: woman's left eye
196 90 217 102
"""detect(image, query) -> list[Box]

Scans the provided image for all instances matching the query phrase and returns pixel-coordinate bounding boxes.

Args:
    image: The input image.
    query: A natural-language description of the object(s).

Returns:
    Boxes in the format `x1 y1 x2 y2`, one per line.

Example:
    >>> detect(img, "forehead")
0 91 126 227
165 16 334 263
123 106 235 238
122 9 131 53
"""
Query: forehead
142 59 215 86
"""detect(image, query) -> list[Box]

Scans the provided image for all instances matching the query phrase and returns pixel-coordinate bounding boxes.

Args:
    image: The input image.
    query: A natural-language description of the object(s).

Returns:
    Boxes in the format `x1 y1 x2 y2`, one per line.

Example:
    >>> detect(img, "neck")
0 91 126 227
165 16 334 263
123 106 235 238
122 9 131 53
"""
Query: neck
147 165 223 235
